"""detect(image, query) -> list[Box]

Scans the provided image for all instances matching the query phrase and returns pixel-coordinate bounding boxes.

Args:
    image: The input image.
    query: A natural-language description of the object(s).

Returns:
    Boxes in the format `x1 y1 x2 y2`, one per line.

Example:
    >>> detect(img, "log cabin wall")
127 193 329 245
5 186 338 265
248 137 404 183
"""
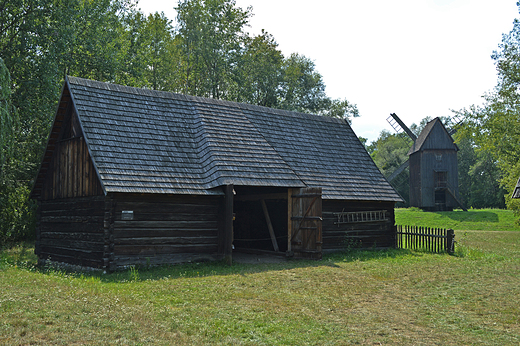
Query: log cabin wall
36 141 105 267
109 193 222 269
35 106 106 267
36 196 106 268
322 200 396 252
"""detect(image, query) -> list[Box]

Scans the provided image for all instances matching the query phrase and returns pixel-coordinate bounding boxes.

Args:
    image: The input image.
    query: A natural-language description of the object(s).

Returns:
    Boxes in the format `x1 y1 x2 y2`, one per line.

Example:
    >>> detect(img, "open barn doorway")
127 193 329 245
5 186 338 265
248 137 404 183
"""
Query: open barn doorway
233 186 289 254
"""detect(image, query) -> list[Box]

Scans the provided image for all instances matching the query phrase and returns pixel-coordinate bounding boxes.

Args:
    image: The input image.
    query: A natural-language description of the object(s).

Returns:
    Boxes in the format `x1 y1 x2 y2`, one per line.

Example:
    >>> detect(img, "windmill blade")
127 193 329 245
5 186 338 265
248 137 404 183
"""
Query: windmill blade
448 113 464 136
387 159 409 182
448 127 458 136
387 113 417 142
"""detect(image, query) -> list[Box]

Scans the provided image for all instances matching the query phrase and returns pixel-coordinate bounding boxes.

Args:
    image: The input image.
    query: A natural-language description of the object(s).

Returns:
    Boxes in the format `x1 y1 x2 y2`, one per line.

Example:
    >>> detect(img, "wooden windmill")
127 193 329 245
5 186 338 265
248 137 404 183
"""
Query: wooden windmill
386 113 466 211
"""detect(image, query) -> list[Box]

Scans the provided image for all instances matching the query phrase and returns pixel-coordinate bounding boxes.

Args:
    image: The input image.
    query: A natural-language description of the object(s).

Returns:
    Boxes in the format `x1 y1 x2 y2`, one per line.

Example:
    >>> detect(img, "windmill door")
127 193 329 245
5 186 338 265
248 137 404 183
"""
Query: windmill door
288 187 322 259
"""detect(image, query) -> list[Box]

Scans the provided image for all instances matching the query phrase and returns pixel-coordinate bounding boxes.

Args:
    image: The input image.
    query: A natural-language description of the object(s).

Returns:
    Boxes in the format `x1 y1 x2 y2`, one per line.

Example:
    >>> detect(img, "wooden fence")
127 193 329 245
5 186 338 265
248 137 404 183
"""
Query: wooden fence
396 225 455 254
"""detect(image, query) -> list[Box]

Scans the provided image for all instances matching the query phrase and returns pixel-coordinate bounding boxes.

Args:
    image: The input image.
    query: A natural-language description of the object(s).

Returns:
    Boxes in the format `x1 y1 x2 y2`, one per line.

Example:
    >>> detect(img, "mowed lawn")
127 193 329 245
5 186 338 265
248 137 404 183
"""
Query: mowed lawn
395 207 520 231
1 209 519 345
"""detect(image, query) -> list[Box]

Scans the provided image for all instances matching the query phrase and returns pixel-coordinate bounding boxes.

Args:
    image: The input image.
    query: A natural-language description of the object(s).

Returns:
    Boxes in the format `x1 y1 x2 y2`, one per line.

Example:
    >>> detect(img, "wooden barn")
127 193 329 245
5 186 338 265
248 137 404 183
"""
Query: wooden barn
31 77 402 270
408 117 463 211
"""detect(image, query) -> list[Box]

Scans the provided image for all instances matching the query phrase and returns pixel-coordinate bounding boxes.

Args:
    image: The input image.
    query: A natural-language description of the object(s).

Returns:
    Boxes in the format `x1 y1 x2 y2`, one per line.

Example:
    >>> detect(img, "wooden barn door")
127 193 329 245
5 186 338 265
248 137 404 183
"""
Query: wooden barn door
288 187 322 259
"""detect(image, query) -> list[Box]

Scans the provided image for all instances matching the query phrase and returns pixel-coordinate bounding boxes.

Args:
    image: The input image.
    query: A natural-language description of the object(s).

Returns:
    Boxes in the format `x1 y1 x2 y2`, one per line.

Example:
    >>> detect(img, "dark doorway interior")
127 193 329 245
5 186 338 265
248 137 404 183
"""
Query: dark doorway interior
435 190 446 211
233 187 288 253
434 171 448 211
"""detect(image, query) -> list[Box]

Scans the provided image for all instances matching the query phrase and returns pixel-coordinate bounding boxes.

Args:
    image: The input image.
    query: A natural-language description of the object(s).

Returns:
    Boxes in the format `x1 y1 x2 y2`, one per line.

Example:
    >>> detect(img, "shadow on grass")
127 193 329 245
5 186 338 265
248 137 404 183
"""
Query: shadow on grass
63 248 420 283
434 210 499 223
1 243 443 284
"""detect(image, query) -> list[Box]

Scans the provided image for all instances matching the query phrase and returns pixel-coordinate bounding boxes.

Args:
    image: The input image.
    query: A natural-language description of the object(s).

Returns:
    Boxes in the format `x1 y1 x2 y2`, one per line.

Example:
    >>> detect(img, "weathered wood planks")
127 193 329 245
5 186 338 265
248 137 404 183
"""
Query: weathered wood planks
109 193 222 269
322 200 395 251
43 136 103 200
37 196 106 267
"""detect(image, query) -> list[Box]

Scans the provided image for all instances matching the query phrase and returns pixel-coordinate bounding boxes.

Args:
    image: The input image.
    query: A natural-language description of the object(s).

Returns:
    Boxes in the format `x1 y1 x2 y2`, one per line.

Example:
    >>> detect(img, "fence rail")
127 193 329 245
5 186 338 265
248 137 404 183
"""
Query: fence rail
396 225 455 254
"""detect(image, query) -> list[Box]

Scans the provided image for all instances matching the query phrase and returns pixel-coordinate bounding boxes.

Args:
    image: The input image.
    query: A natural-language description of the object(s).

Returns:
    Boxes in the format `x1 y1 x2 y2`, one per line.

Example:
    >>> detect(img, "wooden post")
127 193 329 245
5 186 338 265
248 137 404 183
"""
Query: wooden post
224 184 234 265
287 188 293 254
446 229 455 254
104 194 115 271
35 201 41 256
261 199 279 252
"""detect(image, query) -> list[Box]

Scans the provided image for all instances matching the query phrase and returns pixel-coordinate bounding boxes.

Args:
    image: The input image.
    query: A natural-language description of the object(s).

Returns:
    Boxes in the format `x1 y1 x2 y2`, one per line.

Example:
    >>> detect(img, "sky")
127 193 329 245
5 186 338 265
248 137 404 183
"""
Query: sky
137 0 519 143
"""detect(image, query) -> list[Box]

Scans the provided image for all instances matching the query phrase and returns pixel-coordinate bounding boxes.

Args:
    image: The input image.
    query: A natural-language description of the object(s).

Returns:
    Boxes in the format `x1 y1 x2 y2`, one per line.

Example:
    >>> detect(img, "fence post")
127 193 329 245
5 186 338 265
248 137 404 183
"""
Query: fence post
394 224 398 249
446 229 455 254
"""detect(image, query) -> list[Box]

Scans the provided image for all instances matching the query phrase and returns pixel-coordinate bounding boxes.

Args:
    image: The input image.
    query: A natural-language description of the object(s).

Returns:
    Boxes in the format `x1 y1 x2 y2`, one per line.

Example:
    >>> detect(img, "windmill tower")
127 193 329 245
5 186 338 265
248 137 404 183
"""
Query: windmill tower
387 113 466 211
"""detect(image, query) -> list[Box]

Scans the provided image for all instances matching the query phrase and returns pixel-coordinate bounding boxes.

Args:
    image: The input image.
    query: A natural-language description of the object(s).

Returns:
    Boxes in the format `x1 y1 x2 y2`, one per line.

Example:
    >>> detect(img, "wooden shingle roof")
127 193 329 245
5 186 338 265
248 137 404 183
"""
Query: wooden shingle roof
61 76 401 201
408 117 458 155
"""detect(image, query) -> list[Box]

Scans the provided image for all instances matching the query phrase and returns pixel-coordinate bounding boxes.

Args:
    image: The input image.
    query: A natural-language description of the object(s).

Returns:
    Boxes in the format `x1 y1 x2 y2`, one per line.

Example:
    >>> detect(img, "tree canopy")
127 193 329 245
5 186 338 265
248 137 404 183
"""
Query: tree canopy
0 0 359 245
455 4 520 214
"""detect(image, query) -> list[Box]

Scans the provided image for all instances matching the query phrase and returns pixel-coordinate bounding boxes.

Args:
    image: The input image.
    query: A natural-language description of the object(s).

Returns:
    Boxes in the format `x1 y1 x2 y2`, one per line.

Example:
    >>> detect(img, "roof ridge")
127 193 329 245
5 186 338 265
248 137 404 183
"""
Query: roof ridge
408 117 456 155
67 76 343 125
67 76 189 102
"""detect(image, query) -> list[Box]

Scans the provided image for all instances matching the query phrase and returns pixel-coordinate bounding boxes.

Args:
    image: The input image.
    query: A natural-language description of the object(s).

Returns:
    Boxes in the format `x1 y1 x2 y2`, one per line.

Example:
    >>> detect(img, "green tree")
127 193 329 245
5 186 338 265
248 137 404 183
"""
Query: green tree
0 57 13 171
0 58 34 247
0 0 134 244
174 0 360 122
0 0 363 244
176 0 252 98
142 13 183 91
457 4 520 214
120 11 183 91
368 130 412 206
279 53 329 114
231 30 284 107
456 136 505 209
320 98 359 123
278 53 359 122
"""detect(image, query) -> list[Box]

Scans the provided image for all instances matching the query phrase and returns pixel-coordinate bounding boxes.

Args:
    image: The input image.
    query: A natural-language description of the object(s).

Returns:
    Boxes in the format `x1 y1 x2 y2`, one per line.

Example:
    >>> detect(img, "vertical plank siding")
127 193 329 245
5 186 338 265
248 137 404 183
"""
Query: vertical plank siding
322 201 396 252
416 150 459 210
289 188 323 259
110 194 222 269
396 225 455 253
42 136 103 200
36 196 106 268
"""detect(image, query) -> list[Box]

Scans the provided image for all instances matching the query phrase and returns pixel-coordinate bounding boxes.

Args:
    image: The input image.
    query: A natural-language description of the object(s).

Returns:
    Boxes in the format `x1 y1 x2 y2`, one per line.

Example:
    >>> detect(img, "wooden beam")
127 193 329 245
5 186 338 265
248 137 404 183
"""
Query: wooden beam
261 199 279 252
389 113 417 141
287 188 293 253
224 184 234 265
234 193 287 201
387 159 409 182
446 186 468 212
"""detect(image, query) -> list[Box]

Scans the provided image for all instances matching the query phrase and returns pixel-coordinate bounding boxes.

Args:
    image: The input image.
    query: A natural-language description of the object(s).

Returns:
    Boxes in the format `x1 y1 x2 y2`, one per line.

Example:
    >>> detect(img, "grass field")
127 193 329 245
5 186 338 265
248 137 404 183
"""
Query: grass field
1 209 519 345
395 208 520 231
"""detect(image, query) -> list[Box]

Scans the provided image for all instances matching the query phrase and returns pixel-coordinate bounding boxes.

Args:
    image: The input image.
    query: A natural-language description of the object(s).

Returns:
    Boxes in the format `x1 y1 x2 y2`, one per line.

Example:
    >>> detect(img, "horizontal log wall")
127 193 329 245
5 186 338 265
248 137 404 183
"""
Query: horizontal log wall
110 193 222 269
322 200 395 252
36 196 106 268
